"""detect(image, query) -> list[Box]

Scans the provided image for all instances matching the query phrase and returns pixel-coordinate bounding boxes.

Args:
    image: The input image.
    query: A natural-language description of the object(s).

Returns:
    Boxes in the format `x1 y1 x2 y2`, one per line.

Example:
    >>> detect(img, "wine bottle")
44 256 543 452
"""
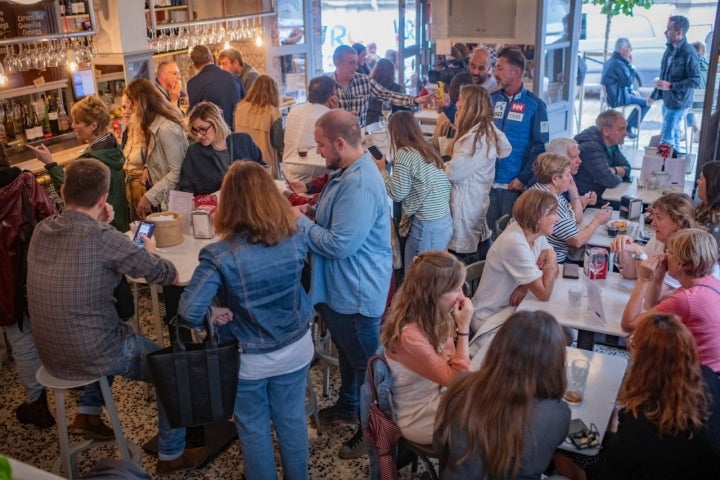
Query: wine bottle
31 104 43 140
42 95 52 135
0 106 7 146
57 94 70 132
48 96 60 135
3 101 15 140
12 102 23 140
23 103 35 141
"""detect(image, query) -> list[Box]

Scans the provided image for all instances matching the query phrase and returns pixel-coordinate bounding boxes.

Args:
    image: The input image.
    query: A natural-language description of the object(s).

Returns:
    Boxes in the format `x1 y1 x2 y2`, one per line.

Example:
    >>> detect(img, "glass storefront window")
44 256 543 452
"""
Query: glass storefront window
276 0 305 47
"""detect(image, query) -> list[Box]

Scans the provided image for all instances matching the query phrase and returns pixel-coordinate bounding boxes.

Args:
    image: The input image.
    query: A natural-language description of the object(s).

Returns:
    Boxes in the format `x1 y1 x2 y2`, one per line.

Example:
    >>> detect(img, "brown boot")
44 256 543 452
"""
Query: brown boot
156 446 209 476
69 413 115 440
15 390 56 429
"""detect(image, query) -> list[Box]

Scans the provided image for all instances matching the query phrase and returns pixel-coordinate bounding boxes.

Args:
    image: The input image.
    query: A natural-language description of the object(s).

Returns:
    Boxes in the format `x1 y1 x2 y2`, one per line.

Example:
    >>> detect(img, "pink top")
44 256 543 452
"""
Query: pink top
656 275 720 372
385 323 470 386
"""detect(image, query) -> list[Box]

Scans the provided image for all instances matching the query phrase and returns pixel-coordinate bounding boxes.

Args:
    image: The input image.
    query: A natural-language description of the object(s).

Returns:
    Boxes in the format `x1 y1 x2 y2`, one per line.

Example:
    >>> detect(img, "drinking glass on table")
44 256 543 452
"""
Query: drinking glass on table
178 97 190 115
381 101 392 127
614 251 627 288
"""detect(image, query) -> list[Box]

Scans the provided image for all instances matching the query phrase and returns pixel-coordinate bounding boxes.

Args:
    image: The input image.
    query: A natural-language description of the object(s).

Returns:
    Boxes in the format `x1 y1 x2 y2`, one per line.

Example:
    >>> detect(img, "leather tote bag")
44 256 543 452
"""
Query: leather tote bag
147 315 240 428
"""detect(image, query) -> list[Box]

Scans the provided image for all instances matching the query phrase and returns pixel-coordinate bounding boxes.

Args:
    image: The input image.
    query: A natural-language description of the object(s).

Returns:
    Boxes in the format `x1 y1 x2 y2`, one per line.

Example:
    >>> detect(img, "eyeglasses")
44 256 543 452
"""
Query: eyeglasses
190 124 213 136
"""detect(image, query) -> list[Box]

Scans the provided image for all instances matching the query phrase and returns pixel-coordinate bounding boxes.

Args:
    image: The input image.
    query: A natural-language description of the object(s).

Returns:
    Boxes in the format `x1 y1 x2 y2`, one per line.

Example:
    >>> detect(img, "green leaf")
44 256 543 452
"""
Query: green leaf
0 455 12 480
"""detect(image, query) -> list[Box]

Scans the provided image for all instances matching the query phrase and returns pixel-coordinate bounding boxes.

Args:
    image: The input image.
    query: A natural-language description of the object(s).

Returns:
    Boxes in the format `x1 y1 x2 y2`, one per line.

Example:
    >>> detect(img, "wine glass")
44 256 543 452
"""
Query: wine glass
614 252 626 288
178 96 189 116
381 101 392 127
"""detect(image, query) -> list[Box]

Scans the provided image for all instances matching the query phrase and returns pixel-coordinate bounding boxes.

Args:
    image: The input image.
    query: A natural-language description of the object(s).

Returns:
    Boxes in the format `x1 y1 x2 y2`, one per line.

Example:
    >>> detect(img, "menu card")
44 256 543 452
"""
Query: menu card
665 157 687 186
168 190 194 234
639 155 664 184
585 281 606 325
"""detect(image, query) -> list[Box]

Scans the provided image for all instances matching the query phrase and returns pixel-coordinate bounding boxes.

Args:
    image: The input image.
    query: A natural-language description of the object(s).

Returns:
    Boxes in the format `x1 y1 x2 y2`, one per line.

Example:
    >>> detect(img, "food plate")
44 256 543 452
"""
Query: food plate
606 219 628 232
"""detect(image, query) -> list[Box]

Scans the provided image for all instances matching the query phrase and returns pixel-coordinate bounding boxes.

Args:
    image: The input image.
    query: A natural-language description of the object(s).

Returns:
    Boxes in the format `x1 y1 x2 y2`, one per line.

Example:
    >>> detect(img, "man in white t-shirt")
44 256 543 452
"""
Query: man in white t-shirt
470 189 560 333
282 76 338 182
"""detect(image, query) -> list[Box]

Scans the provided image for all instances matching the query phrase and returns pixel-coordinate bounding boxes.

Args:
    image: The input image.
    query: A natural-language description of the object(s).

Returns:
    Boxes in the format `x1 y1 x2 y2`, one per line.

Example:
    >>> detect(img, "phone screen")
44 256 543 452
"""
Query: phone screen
133 221 155 247
368 145 383 160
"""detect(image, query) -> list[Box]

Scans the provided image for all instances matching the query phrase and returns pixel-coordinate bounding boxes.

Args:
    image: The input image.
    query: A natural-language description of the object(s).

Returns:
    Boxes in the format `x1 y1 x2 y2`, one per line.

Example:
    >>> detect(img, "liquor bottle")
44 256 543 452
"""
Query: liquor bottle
57 94 70 132
23 103 35 141
3 101 14 140
47 96 60 135
12 101 23 140
31 104 43 140
0 106 7 146
42 95 52 135
65 0 73 15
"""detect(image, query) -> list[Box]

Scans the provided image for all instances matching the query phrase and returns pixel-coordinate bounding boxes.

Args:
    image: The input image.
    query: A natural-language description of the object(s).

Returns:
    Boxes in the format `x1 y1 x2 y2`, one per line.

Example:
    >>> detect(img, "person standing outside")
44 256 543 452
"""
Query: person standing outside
468 46 497 92
218 47 260 95
650 15 701 154
331 45 431 127
187 45 245 130
601 38 651 138
487 47 549 237
294 109 392 459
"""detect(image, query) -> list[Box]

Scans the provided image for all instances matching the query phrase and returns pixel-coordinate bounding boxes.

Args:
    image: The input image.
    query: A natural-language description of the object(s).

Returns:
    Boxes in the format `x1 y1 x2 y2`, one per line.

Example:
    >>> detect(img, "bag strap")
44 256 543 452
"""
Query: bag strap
366 354 387 405
15 186 36 332
695 283 720 295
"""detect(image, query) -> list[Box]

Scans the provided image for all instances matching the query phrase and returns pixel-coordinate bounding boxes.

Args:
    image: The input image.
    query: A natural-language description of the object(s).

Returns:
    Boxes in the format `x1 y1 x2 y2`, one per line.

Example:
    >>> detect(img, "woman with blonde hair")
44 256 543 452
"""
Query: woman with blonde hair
585 313 720 479
120 93 145 222
445 84 512 264
178 101 263 195
622 229 720 371
530 152 611 263
233 75 284 177
373 111 451 272
434 310 570 479
380 251 472 444
123 78 187 214
179 161 314 479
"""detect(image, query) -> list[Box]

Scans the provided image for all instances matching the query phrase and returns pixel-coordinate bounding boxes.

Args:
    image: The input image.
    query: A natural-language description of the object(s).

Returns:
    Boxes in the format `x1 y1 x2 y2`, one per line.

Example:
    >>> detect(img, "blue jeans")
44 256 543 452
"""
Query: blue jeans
319 305 381 417
404 213 453 273
487 187 520 238
3 314 43 402
661 105 688 151
234 364 310 480
625 95 651 130
77 333 186 460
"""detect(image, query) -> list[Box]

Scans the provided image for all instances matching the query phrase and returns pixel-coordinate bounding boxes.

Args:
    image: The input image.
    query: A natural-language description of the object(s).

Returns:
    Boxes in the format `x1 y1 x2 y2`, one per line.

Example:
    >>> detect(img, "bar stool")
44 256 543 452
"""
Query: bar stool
35 366 142 479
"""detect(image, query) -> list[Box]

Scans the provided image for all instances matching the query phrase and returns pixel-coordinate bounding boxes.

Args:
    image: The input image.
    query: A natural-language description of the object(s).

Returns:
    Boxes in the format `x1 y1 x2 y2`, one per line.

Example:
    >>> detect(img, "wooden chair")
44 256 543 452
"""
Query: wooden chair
495 214 512 235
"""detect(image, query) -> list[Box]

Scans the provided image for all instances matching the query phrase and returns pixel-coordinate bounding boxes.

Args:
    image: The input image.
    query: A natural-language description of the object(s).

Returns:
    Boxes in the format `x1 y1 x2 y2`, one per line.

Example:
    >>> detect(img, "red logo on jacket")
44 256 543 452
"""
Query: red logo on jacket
509 102 525 113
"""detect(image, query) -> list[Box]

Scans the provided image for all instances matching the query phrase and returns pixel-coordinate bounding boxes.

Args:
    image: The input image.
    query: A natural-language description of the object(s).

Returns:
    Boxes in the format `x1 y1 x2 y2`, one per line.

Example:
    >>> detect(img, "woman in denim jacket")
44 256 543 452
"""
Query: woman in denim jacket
179 161 315 480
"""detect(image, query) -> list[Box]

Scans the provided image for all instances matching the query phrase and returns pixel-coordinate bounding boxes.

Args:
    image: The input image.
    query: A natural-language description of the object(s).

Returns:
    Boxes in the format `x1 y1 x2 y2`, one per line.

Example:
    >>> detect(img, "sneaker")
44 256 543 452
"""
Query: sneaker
15 390 55 429
338 427 367 459
318 404 358 426
69 414 115 440
156 446 209 476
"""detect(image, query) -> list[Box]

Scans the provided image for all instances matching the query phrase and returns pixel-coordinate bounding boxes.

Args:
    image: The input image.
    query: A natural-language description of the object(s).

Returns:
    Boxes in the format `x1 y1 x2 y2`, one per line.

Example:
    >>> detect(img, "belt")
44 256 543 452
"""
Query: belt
492 183 510 189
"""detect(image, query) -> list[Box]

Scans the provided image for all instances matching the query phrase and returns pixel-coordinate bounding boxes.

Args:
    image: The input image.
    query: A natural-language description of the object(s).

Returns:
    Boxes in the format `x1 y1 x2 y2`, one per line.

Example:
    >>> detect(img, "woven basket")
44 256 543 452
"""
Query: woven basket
146 212 184 247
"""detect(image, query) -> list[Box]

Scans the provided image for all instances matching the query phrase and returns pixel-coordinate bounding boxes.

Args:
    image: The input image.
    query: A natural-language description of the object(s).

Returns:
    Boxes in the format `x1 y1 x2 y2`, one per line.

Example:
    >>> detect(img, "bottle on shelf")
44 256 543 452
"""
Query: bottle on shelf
47 95 60 136
31 103 44 140
22 103 34 142
57 93 70 133
71 0 86 15
42 95 52 136
3 101 15 141
0 107 7 146
12 101 23 142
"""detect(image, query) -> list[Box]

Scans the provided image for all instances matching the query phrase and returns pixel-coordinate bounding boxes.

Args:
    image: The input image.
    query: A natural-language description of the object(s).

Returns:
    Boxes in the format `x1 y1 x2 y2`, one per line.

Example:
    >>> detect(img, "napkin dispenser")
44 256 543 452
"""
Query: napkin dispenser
620 195 642 221
191 208 215 239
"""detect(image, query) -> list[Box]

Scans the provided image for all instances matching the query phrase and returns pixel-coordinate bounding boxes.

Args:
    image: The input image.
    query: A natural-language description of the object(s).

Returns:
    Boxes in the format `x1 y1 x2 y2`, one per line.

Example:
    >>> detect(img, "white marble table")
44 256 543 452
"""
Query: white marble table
517 266 631 349
603 178 694 203
283 146 327 169
5 456 65 479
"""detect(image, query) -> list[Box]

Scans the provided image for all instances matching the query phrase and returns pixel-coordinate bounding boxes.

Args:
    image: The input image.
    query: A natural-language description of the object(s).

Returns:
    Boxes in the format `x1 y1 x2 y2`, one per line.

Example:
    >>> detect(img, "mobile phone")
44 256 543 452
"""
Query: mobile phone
563 263 580 279
133 221 155 247
368 145 383 160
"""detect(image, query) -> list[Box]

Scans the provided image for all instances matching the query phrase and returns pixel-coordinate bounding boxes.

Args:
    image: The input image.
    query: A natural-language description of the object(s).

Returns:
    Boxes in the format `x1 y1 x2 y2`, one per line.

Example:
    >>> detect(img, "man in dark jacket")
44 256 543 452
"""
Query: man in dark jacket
649 15 701 153
574 110 631 202
601 38 650 138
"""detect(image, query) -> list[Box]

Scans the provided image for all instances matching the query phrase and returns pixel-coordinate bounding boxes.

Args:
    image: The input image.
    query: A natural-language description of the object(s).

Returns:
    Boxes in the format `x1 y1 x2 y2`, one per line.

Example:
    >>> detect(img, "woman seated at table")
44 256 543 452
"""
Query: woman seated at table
445 84 511 264
621 229 720 372
545 137 598 210
28 95 129 232
612 192 699 285
374 111 451 273
178 161 314 479
178 102 263 195
583 313 720 480
470 189 559 333
695 161 720 256
434 310 570 479
381 251 471 445
529 152 611 263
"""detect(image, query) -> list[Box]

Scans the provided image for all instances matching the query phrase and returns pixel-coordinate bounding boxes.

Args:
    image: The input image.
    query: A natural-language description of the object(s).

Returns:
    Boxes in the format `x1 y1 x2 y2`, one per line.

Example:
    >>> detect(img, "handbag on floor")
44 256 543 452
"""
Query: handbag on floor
147 314 240 428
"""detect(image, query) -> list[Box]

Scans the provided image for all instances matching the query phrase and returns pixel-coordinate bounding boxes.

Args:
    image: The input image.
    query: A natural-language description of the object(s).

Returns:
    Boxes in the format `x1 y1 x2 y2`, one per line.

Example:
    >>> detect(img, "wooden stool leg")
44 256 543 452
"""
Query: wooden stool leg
98 377 131 462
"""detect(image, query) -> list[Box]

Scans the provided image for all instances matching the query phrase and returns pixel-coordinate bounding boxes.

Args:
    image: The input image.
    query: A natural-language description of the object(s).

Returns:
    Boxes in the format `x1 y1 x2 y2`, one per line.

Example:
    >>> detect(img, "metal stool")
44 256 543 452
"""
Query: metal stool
35 366 141 479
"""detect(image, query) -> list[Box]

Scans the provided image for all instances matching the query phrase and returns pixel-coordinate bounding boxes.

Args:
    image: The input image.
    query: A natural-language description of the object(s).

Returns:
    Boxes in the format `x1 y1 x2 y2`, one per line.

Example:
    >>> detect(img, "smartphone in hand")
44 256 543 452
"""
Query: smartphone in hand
133 221 155 247
368 145 383 160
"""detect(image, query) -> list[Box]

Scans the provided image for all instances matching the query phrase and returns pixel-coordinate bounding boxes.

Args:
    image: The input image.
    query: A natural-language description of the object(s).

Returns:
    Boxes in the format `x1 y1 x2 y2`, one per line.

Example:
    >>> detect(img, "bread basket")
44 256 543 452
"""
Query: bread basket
145 212 183 247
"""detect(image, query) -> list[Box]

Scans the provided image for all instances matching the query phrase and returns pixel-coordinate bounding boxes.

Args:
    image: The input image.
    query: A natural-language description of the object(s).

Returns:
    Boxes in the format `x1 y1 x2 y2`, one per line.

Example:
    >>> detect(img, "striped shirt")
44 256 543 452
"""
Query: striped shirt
333 72 417 126
382 147 451 221
530 183 578 263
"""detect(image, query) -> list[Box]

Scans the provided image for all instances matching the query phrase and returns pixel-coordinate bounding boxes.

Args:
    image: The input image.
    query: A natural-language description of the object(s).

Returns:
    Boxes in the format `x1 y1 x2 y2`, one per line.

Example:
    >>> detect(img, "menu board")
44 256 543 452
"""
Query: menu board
0 3 15 39
13 1 56 37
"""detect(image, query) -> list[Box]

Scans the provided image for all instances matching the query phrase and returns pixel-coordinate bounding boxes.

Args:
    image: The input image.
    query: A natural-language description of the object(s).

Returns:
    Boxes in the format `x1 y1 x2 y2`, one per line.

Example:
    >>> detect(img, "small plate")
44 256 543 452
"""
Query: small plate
606 220 628 233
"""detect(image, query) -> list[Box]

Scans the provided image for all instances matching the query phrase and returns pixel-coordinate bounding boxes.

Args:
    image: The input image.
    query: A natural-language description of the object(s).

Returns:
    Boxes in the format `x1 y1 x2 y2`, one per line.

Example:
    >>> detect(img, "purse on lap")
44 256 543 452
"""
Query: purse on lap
147 314 240 428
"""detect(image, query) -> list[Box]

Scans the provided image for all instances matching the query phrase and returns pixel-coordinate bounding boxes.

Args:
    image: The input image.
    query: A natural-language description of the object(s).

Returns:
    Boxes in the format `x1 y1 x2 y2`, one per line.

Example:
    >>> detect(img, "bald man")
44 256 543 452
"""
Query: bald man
469 46 497 92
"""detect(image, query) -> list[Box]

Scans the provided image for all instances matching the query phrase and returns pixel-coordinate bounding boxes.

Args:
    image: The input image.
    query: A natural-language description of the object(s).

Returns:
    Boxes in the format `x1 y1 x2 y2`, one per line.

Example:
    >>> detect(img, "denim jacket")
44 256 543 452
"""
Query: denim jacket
179 222 315 354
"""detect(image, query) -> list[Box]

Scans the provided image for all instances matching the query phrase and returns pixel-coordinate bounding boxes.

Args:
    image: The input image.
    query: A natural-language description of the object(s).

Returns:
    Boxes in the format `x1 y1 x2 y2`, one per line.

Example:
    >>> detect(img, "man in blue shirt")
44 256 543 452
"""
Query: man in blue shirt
295 109 392 460
487 47 549 237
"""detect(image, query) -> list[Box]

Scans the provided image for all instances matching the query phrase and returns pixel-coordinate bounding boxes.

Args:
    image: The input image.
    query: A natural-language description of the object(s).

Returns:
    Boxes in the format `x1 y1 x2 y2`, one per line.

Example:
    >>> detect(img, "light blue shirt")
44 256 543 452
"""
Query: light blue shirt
299 153 393 317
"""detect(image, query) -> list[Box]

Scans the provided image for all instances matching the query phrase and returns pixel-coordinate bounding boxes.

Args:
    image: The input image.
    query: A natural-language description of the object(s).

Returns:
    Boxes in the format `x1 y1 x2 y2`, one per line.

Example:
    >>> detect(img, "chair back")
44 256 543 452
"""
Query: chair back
463 260 485 297
496 214 512 234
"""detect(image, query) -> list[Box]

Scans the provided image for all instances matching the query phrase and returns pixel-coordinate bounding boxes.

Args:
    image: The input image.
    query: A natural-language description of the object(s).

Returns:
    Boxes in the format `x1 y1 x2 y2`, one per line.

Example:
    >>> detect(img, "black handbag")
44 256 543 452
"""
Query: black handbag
147 314 240 428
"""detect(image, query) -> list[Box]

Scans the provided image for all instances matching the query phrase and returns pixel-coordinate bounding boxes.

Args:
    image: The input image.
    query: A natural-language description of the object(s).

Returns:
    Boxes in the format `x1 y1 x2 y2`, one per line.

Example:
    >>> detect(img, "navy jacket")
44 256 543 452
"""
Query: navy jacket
601 52 636 108
187 64 245 129
574 126 631 201
650 38 701 110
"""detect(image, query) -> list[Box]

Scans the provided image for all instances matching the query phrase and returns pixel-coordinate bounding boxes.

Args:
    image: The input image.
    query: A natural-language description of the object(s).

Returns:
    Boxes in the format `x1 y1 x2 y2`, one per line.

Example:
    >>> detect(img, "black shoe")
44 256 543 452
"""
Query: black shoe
338 426 367 459
318 404 359 426
15 390 56 429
